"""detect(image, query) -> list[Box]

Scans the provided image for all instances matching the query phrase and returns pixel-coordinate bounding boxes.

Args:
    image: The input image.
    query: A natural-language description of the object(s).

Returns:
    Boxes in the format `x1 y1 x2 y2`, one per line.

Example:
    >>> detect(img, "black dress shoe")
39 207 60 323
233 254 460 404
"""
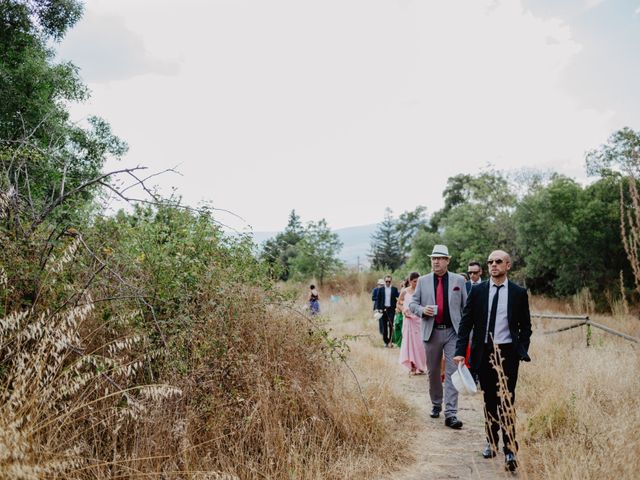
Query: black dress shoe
430 405 441 418
482 443 497 459
444 416 463 429
505 452 518 472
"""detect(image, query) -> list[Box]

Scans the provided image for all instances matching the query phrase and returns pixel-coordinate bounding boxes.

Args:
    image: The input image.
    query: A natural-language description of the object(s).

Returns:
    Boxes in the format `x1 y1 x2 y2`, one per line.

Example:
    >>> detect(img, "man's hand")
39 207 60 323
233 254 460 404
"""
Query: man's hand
424 305 434 316
453 356 465 366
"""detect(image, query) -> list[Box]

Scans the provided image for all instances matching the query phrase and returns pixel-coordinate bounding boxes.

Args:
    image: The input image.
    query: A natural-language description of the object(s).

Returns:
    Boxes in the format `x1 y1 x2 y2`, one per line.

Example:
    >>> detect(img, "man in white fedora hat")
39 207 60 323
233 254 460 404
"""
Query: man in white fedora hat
409 244 468 429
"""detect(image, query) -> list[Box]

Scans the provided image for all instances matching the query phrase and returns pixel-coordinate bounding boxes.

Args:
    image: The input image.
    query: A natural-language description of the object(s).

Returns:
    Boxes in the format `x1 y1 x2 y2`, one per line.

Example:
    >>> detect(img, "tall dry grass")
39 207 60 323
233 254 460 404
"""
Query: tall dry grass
0 241 408 479
317 293 419 471
518 297 640 479
320 290 640 479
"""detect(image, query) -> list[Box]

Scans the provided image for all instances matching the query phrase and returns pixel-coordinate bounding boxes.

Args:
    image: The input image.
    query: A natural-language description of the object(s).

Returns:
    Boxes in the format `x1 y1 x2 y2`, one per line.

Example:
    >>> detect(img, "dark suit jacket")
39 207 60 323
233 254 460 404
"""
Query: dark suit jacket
375 285 399 311
455 280 532 370
465 280 482 294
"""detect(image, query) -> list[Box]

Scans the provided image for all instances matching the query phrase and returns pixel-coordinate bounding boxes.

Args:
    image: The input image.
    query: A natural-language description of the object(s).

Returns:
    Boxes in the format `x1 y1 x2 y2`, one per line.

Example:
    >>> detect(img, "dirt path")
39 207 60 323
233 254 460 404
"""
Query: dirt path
376 347 521 480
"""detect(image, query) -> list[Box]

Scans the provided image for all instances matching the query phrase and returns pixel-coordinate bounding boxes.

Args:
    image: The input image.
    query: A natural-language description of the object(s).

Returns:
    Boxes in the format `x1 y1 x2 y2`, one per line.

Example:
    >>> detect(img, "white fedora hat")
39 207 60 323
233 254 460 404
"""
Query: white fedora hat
428 244 451 258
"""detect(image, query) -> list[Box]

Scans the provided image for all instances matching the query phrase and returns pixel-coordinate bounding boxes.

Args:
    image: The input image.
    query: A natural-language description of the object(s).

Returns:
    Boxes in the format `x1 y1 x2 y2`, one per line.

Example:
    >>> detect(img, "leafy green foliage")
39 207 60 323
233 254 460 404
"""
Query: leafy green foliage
1 0 85 141
410 172 517 274
586 127 640 297
586 127 640 177
291 219 343 285
404 168 633 303
261 210 305 281
515 175 582 295
90 204 272 361
396 205 428 263
514 175 630 298
262 210 344 284
1 0 127 236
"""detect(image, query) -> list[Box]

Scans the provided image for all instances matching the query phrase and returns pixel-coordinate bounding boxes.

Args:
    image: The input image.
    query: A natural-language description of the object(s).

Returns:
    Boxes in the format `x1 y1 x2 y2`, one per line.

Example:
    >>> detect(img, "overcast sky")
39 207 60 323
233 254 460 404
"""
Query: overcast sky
58 0 640 232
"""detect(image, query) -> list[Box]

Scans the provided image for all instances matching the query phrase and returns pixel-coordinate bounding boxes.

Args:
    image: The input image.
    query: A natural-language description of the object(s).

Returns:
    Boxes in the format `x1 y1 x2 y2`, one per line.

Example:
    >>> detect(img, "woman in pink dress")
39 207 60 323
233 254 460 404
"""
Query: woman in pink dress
399 272 427 375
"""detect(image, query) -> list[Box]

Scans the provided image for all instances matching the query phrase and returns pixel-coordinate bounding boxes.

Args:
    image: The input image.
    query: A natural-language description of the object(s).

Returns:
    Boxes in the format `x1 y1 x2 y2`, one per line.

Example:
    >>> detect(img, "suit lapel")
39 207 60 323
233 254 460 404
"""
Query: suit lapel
426 273 435 303
481 281 490 322
444 272 450 309
507 280 513 325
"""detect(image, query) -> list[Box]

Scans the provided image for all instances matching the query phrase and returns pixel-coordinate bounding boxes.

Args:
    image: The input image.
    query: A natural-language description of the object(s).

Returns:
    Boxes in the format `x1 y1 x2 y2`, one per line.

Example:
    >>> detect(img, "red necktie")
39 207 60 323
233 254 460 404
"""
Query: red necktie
435 275 444 324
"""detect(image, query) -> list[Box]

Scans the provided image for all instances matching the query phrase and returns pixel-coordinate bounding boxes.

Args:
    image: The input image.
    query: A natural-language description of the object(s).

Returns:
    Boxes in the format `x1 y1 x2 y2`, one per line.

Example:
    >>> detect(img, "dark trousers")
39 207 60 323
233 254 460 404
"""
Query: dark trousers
378 307 395 345
478 342 520 454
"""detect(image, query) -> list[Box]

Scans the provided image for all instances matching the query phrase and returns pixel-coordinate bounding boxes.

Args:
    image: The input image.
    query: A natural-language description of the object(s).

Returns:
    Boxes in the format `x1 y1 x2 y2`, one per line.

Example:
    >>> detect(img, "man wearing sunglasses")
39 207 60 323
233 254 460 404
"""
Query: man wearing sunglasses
408 244 468 429
453 250 532 472
375 275 399 347
465 261 483 293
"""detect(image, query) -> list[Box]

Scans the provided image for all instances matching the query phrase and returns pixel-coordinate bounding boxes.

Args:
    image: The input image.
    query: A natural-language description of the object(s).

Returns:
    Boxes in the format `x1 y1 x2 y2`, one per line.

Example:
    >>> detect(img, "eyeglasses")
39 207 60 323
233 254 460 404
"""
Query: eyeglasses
467 271 481 275
486 259 504 265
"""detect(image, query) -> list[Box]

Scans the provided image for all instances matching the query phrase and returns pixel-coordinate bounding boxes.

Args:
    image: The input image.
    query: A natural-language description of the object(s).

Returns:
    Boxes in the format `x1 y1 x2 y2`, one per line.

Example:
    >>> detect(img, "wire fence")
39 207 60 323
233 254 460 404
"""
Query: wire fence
531 312 639 346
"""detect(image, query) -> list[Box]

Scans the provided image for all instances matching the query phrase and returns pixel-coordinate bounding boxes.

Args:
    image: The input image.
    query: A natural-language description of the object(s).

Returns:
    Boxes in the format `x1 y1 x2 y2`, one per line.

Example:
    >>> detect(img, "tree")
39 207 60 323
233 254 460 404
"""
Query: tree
1 0 85 143
514 174 630 299
0 0 128 236
410 172 517 273
261 210 306 281
586 127 640 178
587 127 640 296
292 219 343 285
408 228 443 272
396 205 428 263
369 208 403 272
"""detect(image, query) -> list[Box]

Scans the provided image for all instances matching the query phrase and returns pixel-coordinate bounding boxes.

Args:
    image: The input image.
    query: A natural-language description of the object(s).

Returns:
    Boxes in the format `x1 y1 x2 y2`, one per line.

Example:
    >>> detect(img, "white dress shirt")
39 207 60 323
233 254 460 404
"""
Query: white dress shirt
384 286 391 307
486 280 512 344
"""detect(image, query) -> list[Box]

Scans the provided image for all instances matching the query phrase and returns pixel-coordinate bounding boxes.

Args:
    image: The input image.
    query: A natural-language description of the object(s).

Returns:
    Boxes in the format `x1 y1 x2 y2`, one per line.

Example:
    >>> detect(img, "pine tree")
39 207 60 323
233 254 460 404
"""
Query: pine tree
369 208 403 271
261 210 305 281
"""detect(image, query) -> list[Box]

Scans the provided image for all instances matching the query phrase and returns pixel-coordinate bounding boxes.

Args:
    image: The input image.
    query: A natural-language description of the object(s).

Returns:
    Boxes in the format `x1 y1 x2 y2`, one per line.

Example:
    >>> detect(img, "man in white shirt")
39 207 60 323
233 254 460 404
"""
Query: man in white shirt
374 275 399 347
454 250 532 472
465 261 483 293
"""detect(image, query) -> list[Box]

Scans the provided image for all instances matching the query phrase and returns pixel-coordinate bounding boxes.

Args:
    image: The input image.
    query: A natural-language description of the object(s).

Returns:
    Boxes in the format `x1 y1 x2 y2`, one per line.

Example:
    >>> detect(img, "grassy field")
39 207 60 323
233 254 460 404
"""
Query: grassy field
518 296 640 479
319 289 640 479
2 272 638 479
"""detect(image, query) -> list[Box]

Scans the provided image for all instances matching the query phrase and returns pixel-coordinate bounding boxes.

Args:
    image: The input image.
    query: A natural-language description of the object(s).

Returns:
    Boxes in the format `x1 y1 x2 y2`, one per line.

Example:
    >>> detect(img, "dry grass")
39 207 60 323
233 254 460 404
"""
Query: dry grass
0 255 408 479
518 296 640 479
318 290 640 480
318 293 419 472
4 242 639 480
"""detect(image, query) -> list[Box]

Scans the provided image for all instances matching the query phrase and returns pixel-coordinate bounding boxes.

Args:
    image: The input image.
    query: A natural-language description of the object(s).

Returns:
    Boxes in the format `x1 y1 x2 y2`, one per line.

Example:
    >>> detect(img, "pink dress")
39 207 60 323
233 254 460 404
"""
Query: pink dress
399 289 427 372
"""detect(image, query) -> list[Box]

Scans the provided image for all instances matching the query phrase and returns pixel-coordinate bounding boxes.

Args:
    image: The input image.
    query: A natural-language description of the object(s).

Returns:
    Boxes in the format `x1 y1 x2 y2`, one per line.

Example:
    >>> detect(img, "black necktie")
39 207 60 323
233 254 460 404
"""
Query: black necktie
486 284 503 343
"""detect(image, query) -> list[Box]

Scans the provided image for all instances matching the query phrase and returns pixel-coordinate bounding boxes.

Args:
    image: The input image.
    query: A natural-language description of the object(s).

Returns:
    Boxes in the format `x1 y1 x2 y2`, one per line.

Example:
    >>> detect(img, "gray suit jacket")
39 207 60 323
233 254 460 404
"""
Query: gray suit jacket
409 271 468 342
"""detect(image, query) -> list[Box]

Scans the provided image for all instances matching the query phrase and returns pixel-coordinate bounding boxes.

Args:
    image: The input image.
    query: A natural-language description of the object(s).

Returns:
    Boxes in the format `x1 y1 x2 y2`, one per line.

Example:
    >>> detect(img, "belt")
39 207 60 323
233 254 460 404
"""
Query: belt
434 324 450 330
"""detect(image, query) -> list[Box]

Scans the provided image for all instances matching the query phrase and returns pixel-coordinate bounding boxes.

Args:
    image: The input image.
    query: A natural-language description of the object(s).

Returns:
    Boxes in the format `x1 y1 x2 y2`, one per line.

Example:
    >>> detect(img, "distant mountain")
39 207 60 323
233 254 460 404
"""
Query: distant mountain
333 224 377 266
249 223 377 266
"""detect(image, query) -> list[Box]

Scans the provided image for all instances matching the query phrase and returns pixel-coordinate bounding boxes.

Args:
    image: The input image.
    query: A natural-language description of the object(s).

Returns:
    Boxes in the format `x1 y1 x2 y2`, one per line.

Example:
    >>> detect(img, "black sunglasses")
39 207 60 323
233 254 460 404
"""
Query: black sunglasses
487 259 504 265
467 270 481 275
